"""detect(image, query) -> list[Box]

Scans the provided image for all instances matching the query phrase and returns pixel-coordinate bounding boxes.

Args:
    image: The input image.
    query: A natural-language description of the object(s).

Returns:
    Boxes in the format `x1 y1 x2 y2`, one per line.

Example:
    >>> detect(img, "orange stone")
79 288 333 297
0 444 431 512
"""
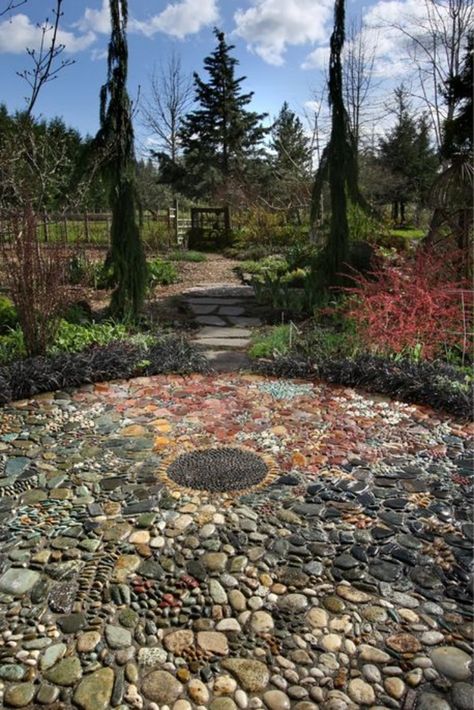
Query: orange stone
292 452 307 467
154 436 171 449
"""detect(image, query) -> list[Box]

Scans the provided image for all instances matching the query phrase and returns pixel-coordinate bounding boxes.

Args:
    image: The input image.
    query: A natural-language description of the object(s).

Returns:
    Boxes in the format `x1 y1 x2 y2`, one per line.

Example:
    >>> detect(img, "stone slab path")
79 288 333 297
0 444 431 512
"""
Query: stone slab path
181 284 266 372
0 374 472 709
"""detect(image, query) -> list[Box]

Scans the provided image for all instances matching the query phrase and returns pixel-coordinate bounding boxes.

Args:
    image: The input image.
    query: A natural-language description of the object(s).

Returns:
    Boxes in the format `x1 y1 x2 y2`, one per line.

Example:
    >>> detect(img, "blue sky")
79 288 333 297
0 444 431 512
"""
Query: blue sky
0 0 448 150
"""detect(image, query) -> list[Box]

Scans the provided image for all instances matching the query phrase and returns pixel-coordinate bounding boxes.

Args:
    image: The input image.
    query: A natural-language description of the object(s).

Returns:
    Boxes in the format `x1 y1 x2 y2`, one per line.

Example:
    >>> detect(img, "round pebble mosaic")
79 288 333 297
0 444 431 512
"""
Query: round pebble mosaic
0 373 472 710
162 446 274 493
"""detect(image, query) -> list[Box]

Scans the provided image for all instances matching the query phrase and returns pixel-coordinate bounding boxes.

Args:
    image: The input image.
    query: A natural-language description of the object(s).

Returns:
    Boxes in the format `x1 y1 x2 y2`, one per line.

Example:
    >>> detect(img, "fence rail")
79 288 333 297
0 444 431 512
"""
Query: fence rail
0 211 175 247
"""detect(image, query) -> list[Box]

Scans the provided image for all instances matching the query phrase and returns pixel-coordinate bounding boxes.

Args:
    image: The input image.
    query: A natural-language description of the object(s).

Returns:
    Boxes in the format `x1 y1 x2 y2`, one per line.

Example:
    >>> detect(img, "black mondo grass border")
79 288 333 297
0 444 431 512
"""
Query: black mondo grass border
0 336 210 405
255 353 473 421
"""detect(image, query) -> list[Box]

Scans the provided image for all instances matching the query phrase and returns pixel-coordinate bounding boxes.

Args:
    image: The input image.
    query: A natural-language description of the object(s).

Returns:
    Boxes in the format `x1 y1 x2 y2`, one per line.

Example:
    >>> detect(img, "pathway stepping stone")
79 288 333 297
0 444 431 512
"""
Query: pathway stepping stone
181 282 264 369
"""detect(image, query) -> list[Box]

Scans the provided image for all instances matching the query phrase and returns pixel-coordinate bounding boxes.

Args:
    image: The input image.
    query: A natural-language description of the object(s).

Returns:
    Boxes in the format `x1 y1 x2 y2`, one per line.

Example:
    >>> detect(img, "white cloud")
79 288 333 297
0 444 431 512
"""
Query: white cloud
302 45 329 70
0 13 95 54
77 0 110 34
131 0 219 39
234 0 333 66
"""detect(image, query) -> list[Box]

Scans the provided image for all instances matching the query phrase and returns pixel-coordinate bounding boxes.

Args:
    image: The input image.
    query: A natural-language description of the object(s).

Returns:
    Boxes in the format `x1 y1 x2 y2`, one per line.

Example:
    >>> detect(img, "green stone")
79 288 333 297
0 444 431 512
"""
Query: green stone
0 664 26 681
137 513 156 528
43 656 82 686
74 667 115 710
118 608 138 628
4 682 35 707
323 595 346 613
0 568 40 596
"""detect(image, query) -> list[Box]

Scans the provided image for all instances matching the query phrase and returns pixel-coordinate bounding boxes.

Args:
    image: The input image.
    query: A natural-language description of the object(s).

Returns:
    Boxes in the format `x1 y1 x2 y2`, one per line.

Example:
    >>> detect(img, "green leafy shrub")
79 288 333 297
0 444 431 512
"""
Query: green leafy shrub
62 301 93 325
0 328 25 364
0 296 18 334
167 250 207 262
147 259 179 287
51 321 128 353
249 325 292 359
233 208 308 249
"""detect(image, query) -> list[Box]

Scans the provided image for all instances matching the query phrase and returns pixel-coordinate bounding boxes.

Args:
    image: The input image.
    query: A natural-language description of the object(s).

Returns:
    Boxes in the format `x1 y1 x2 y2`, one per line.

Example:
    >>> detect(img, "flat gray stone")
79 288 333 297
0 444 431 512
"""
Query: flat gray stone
0 568 40 596
194 338 250 348
195 316 227 326
228 316 262 326
185 298 244 305
431 646 472 681
189 304 217 315
217 306 245 316
197 327 252 338
203 351 251 372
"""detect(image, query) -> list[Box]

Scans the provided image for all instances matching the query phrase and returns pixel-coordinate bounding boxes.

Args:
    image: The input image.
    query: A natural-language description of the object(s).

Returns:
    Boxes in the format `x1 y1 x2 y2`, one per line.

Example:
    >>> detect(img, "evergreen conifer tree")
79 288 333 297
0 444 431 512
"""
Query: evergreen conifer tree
378 87 438 223
310 0 368 286
94 0 147 320
271 102 312 175
180 28 268 197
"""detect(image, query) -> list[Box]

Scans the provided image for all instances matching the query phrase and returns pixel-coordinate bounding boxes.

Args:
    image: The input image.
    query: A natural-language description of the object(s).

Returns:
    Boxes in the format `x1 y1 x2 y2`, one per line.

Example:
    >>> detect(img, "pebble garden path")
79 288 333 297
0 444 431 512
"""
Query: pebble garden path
0 373 472 709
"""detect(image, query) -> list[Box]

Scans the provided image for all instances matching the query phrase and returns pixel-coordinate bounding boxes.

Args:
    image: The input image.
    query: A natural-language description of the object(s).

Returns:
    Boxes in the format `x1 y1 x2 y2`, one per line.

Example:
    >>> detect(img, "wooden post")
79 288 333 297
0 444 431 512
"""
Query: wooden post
173 198 179 245
84 212 90 243
43 212 49 243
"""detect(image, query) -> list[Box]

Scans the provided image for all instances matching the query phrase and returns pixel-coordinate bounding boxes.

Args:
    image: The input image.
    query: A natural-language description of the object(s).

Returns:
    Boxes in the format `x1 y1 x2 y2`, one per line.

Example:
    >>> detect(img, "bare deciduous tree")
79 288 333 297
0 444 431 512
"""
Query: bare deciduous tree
141 52 193 162
391 0 473 152
343 18 379 151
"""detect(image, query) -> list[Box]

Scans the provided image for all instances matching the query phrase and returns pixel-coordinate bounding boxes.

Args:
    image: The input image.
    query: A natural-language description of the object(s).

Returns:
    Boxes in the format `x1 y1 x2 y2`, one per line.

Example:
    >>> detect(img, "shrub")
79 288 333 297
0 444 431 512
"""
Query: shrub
145 335 210 375
50 321 128 353
233 208 308 248
1 209 72 356
147 259 179 287
249 325 292 359
0 328 25 364
344 250 472 361
167 250 207 262
0 296 18 334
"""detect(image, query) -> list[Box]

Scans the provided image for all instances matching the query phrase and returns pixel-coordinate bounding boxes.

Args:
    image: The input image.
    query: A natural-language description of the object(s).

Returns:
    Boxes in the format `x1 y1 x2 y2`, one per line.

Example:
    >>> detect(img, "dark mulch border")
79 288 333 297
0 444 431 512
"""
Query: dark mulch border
255 353 473 421
0 336 210 405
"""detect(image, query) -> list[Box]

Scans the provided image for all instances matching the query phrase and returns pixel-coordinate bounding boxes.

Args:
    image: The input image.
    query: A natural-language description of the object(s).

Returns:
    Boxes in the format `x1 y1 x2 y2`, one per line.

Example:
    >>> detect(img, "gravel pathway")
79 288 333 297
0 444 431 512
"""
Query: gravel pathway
0 374 472 709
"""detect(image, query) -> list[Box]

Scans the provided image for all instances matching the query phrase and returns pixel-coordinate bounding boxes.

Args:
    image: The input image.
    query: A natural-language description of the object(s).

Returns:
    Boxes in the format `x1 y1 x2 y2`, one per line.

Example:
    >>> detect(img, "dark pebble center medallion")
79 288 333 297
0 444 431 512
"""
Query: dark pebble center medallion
163 446 275 493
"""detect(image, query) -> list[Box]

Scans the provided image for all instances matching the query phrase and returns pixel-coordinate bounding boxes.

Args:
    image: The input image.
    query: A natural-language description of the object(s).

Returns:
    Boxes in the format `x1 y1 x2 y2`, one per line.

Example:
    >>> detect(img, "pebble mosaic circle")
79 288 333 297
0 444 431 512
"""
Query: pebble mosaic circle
161 446 277 493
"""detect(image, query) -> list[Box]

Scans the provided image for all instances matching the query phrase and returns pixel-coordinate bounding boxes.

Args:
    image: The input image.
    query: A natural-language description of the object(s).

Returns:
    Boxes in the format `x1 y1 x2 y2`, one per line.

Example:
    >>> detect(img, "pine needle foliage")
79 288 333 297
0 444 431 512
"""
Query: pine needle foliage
180 28 268 197
95 0 147 321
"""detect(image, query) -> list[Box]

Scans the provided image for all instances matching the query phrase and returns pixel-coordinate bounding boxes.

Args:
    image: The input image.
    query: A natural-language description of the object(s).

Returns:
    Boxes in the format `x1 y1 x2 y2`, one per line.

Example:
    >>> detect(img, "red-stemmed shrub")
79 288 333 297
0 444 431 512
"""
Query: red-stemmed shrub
1 208 71 357
343 249 472 360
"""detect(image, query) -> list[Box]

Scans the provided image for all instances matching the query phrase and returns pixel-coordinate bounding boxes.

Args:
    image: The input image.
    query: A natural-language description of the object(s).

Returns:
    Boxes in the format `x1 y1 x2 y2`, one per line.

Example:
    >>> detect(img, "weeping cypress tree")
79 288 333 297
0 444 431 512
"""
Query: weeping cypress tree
95 0 147 320
310 0 369 286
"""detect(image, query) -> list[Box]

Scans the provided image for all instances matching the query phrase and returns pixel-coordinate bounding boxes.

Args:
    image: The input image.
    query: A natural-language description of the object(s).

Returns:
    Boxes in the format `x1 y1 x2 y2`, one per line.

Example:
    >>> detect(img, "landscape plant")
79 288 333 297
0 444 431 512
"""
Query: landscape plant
343 249 471 361
1 209 71 357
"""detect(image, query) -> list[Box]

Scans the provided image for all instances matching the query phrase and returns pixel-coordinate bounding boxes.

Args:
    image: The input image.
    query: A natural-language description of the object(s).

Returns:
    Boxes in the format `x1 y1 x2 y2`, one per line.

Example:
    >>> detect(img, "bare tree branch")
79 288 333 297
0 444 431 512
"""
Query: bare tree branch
0 0 27 17
140 51 193 162
387 0 473 151
16 0 75 116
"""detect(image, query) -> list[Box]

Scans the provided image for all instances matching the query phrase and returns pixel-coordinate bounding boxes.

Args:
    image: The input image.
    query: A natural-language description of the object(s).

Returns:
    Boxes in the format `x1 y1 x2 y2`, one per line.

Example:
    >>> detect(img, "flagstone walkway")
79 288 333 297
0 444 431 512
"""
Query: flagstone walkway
181 283 267 371
0 374 472 709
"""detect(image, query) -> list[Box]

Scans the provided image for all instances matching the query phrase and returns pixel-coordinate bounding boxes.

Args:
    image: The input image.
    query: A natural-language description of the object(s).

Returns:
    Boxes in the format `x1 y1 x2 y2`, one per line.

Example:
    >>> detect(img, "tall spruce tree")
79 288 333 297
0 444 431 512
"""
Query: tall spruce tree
94 0 147 320
378 87 438 223
271 102 312 175
310 0 368 286
180 28 268 197
270 102 312 220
